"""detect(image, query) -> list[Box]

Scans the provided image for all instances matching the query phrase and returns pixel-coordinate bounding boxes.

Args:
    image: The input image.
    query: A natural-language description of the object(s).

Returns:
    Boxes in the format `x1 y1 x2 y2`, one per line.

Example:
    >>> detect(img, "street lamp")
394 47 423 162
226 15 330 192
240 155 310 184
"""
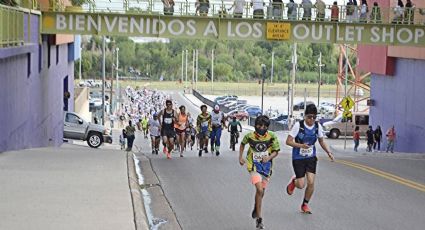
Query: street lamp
115 47 119 115
79 46 82 81
261 64 266 115
316 52 325 108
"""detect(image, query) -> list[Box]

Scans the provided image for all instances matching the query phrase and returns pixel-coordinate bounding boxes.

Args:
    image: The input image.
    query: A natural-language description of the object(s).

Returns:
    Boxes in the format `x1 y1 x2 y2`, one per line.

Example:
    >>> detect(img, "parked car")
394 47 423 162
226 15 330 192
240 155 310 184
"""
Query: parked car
293 101 315 111
271 114 288 122
217 97 237 105
319 101 336 113
322 112 369 139
214 95 237 104
245 107 262 117
63 112 112 148
226 110 249 121
229 103 248 111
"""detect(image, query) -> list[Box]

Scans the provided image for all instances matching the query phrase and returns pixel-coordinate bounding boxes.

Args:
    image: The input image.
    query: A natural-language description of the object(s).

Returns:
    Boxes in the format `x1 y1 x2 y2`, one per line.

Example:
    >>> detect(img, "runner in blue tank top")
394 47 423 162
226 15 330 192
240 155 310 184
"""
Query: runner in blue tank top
285 104 335 214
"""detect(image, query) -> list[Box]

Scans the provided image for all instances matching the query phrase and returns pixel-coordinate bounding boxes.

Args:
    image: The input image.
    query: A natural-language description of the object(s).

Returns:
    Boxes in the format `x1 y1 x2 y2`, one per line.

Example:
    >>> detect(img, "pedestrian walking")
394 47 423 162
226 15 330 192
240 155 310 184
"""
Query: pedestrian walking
386 126 396 153
120 129 126 150
239 115 280 229
373 125 382 151
353 126 360 152
285 104 334 214
125 120 136 152
366 126 374 152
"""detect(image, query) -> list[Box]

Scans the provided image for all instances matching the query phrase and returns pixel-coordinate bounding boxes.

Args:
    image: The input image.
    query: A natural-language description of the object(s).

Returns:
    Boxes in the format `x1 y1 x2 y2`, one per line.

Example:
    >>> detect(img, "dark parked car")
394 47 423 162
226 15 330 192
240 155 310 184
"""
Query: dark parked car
293 101 315 111
245 107 262 117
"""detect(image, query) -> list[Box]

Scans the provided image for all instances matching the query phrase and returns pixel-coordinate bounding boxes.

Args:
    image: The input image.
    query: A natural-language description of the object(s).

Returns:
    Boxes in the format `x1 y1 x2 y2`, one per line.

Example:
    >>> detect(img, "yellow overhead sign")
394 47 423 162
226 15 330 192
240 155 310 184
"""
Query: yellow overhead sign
266 22 291 40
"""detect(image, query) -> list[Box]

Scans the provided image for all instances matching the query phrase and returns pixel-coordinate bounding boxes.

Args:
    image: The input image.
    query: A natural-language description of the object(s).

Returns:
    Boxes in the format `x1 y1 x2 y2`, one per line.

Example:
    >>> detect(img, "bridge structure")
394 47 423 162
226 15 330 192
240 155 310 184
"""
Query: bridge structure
1 0 424 153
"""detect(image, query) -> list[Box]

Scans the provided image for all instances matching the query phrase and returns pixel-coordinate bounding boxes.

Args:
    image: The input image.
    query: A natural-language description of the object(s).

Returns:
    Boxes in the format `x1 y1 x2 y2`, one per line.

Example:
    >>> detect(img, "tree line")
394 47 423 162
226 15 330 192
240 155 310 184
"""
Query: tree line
77 36 344 84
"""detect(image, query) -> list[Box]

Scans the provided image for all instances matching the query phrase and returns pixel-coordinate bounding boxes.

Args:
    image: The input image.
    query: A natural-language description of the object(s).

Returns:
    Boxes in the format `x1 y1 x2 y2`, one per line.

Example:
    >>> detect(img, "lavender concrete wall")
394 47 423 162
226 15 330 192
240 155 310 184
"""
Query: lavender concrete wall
0 13 75 152
370 58 425 153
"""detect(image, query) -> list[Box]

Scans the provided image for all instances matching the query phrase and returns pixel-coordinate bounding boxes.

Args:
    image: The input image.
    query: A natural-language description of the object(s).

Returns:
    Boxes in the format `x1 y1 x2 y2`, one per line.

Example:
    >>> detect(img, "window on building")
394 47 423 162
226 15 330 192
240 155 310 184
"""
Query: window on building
355 115 369 125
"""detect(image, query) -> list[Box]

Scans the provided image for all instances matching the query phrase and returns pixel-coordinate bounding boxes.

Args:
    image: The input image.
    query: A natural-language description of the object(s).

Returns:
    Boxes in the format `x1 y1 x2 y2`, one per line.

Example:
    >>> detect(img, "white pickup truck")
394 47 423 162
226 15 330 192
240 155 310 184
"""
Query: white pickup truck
64 112 112 148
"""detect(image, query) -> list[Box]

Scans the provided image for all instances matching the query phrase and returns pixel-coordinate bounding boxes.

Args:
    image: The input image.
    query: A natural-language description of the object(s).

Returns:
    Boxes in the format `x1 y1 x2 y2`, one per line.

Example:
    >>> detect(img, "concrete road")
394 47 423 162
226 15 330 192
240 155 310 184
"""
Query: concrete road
134 92 425 230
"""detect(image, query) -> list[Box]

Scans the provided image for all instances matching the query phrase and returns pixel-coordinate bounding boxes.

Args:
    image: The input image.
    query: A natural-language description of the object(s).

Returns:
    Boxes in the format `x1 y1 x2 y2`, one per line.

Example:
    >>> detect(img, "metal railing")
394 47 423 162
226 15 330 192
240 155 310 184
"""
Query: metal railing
0 4 25 47
42 0 425 25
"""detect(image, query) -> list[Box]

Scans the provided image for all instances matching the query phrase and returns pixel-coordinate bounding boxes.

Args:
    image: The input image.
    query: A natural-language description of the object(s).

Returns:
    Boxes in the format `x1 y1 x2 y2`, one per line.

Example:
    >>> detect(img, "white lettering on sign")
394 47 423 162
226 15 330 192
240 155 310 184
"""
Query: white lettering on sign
382 27 394 43
311 25 322 40
152 19 166 35
75 15 85 31
186 20 196 36
118 17 128 33
104 16 117 32
87 15 100 31
236 22 251 38
415 29 424 43
397 28 413 44
130 18 143 33
356 26 364 41
293 24 309 40
227 22 235 37
371 26 380 42
168 19 184 35
56 14 66 30
253 23 262 38
324 25 333 41
204 21 218 37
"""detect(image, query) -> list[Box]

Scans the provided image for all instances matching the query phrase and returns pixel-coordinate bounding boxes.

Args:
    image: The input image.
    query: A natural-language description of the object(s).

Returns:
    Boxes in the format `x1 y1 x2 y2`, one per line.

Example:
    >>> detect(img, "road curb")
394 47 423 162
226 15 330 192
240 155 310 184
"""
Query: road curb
127 152 150 230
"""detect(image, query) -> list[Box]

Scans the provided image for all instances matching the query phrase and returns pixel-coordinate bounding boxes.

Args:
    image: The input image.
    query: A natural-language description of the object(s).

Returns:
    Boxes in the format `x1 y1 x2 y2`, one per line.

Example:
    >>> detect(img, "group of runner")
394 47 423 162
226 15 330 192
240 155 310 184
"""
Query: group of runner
122 88 336 229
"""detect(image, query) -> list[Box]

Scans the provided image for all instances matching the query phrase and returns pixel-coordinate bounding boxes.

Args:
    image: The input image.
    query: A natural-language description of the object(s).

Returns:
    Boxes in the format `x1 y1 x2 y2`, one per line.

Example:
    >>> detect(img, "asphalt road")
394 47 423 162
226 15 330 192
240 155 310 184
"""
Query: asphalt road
134 92 425 230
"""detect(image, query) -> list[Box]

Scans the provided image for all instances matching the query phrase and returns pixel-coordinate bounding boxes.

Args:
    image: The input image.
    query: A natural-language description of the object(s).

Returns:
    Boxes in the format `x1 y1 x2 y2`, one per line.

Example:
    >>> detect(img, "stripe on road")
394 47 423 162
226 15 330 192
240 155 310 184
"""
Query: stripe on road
336 159 425 193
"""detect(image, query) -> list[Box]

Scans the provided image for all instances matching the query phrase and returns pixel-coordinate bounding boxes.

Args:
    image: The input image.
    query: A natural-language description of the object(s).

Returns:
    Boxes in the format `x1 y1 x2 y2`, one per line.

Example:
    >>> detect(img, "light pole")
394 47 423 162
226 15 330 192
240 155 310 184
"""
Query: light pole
316 52 325 108
271 51 274 84
211 49 214 94
79 46 82 81
101 36 106 125
261 64 266 115
291 43 297 118
115 47 119 114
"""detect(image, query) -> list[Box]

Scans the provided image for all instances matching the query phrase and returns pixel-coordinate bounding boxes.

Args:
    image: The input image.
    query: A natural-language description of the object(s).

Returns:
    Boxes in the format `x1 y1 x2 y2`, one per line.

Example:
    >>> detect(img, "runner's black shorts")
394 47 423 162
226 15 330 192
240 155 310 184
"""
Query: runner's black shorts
292 156 318 179
161 128 176 138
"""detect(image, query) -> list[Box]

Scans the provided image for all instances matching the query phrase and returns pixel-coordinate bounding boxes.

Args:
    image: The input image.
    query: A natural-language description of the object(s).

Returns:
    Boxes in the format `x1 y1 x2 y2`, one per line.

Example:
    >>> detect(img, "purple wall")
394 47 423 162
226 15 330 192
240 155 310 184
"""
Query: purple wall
370 58 425 153
0 13 75 152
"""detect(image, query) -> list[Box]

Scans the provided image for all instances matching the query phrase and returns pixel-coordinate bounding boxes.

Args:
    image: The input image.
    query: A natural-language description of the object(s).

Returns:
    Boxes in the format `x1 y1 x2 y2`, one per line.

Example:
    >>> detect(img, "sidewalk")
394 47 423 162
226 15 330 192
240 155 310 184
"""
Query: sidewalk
329 142 425 158
0 144 145 230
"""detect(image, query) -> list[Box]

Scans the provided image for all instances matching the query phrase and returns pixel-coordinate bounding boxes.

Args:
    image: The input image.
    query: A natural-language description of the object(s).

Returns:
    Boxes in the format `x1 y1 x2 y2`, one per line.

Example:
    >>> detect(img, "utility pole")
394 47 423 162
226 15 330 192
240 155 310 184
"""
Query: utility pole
181 50 184 84
271 51 274 84
185 50 188 89
79 46 82 81
261 64 266 114
115 47 119 114
317 52 325 107
344 45 349 150
211 49 214 94
291 43 297 118
192 50 195 90
195 49 199 90
101 36 106 126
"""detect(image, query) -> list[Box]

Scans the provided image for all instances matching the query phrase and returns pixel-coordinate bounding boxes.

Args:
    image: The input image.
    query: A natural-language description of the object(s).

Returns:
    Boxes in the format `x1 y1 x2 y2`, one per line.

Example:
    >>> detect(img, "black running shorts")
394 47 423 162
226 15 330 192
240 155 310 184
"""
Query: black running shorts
292 156 318 179
161 128 176 138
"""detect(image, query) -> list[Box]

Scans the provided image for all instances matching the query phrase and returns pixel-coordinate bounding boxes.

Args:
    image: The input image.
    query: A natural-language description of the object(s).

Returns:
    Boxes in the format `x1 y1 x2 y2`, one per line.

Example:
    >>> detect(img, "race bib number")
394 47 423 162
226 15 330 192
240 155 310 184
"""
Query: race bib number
300 147 313 157
253 151 268 163
164 118 172 124
201 121 209 127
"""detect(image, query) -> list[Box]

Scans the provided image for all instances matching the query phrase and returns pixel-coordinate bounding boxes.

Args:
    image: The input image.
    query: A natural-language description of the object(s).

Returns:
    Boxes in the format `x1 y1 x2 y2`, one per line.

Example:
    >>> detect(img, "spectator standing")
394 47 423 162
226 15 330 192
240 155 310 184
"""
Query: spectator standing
272 0 283 19
251 0 265 19
301 0 313 20
315 0 326 21
370 1 382 23
331 1 340 22
162 0 175 16
373 125 382 152
404 0 414 24
196 0 210 16
287 0 298 20
359 0 369 23
386 126 396 153
366 126 374 152
353 126 360 152
228 0 246 18
393 0 404 24
353 0 359 22
346 0 355 22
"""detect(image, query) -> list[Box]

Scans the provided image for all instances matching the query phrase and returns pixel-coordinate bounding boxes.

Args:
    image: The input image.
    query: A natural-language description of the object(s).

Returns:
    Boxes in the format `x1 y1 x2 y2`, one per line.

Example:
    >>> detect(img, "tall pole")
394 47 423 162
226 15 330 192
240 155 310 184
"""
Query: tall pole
291 43 297 118
317 52 323 107
211 49 214 94
261 64 266 114
185 50 188 89
271 51 274 84
287 68 290 116
192 50 195 90
110 49 114 115
181 50 184 84
101 36 106 126
116 48 119 114
195 49 199 90
344 45 349 150
79 46 82 81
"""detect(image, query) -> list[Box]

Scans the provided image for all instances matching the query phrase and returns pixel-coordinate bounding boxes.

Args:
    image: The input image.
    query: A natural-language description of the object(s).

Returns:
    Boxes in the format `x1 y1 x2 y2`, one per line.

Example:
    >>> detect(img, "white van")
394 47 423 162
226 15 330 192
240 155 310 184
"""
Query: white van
322 112 369 139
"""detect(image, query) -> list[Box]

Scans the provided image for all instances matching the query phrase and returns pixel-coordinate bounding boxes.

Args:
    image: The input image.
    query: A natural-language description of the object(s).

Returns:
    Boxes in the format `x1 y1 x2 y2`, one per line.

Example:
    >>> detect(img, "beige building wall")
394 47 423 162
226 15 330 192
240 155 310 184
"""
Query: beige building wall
74 87 91 121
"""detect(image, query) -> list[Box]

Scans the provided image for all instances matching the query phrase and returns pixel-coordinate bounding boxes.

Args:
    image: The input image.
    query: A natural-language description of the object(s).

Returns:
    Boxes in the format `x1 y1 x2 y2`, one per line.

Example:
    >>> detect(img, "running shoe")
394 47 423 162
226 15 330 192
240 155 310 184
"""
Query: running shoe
204 147 208 153
163 146 167 154
198 149 203 157
216 151 220 156
286 176 296 195
165 149 171 159
151 150 155 154
256 218 264 229
211 146 214 152
301 203 312 214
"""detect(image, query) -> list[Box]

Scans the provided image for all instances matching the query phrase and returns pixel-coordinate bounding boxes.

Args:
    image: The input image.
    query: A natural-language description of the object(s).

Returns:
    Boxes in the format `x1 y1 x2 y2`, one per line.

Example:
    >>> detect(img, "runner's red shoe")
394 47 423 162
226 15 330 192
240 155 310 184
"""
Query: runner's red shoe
286 176 296 195
301 203 312 214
